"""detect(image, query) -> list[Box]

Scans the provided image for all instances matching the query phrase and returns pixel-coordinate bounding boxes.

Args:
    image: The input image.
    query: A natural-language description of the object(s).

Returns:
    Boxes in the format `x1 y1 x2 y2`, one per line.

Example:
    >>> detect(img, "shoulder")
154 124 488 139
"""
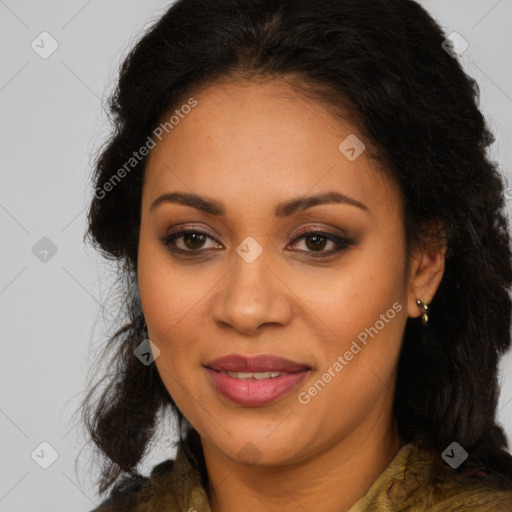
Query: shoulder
397 477 512 512
88 460 176 512
397 442 512 512
426 475 512 512
371 437 512 512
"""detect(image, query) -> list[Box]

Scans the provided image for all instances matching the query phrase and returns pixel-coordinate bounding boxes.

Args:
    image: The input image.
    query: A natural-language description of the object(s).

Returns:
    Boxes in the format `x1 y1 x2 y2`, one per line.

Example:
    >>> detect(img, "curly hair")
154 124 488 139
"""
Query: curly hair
80 0 512 498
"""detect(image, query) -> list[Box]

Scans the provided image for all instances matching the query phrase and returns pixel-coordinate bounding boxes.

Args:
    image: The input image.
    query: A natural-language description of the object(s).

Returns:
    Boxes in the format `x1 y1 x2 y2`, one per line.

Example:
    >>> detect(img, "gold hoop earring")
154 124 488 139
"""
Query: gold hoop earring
415 299 429 326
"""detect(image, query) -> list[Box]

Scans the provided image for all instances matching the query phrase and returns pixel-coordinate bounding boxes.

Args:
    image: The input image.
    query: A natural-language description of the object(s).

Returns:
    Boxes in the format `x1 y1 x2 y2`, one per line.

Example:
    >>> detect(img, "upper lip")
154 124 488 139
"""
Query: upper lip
205 354 311 373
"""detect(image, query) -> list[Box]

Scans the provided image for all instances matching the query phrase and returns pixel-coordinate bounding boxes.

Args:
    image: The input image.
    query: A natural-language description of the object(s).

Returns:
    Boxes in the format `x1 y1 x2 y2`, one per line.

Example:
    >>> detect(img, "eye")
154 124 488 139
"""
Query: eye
161 229 221 255
288 229 352 258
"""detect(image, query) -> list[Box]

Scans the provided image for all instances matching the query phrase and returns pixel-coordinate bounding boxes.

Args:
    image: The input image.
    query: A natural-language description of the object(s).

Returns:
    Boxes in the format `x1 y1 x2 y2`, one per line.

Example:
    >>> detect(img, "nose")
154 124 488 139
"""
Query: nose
211 250 294 336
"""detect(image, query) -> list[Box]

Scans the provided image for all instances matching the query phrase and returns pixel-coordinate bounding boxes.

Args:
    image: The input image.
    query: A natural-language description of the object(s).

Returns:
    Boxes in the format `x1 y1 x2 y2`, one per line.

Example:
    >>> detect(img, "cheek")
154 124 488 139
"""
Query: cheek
295 270 406 431
137 253 204 405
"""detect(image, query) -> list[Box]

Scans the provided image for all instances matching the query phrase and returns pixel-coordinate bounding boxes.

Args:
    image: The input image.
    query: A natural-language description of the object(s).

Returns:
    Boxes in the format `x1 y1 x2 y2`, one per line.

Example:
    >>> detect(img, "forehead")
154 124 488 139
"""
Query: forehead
143 80 401 219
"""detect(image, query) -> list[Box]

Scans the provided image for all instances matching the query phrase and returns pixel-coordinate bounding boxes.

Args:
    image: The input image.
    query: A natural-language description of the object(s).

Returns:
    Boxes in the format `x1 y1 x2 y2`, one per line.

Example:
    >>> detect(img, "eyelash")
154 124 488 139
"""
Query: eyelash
161 227 353 259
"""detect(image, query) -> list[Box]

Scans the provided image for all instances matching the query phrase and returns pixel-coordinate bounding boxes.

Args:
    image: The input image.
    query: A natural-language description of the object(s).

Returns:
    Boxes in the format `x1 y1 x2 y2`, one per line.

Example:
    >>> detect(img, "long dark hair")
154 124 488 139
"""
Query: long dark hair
80 0 512 498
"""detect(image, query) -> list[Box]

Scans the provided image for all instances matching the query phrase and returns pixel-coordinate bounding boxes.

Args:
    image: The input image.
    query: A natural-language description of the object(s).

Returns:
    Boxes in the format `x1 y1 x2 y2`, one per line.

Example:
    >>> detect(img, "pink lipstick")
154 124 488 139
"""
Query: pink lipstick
205 354 311 406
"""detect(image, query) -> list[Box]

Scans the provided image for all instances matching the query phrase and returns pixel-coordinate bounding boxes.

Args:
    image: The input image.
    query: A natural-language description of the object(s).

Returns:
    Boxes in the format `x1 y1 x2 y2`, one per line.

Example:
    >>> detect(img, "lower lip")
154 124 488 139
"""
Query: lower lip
205 368 310 406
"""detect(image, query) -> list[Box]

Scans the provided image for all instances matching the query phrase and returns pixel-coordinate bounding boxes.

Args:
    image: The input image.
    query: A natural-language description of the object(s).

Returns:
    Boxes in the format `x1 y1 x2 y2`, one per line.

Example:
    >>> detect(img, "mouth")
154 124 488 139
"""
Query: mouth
204 353 311 406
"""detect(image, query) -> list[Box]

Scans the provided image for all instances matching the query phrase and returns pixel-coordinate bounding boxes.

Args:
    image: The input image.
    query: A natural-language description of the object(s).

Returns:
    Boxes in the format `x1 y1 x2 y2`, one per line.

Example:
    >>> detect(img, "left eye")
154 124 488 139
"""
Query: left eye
161 229 352 257
289 231 352 257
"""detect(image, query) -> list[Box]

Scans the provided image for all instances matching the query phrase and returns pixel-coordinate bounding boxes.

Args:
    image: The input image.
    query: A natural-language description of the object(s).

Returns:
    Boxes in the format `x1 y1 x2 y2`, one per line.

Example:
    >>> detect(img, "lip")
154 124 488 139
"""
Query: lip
205 354 311 406
205 354 310 373
205 368 310 406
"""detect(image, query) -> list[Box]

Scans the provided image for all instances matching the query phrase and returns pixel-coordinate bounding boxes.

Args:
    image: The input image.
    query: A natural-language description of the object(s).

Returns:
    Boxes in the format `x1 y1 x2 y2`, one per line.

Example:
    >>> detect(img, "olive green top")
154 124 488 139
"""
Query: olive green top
91 428 512 511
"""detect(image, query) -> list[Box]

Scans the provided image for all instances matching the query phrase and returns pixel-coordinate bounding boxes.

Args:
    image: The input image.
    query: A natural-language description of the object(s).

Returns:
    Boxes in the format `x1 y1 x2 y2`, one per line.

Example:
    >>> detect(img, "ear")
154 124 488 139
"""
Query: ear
406 221 447 320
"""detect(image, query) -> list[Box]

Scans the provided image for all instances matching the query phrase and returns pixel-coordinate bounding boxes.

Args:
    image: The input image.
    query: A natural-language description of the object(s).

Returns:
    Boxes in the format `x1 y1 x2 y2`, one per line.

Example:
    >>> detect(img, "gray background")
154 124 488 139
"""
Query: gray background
1 1 511 510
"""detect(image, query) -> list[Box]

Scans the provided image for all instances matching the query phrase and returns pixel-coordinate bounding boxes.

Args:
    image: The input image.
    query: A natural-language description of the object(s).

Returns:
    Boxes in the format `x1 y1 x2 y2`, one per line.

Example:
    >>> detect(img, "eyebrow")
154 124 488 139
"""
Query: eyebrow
149 190 369 217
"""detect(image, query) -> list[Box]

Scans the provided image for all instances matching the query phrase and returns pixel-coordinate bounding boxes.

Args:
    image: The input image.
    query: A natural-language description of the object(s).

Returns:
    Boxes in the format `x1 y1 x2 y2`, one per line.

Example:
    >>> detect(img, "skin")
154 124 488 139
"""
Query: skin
137 78 446 512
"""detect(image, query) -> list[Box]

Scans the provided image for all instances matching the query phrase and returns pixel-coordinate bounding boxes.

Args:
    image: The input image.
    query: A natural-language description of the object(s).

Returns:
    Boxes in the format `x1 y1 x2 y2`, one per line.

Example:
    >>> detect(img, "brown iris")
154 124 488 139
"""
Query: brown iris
183 232 207 250
304 234 328 252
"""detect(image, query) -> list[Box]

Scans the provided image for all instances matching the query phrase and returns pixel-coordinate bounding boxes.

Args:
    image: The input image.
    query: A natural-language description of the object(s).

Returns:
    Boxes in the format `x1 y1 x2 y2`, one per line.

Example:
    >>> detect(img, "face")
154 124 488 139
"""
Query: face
137 78 416 467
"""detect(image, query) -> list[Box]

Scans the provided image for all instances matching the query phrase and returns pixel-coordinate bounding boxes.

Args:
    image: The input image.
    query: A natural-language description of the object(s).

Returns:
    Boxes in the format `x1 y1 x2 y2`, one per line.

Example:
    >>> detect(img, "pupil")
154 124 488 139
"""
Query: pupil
184 233 205 250
306 235 326 251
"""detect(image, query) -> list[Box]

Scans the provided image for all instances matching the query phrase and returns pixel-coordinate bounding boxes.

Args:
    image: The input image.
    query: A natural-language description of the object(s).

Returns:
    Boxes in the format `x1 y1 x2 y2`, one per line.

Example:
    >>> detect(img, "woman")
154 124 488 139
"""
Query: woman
82 0 512 510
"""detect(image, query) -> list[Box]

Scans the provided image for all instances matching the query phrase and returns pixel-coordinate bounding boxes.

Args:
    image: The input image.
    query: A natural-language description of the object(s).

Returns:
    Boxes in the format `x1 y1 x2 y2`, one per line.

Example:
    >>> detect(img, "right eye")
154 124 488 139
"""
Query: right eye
161 229 223 255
